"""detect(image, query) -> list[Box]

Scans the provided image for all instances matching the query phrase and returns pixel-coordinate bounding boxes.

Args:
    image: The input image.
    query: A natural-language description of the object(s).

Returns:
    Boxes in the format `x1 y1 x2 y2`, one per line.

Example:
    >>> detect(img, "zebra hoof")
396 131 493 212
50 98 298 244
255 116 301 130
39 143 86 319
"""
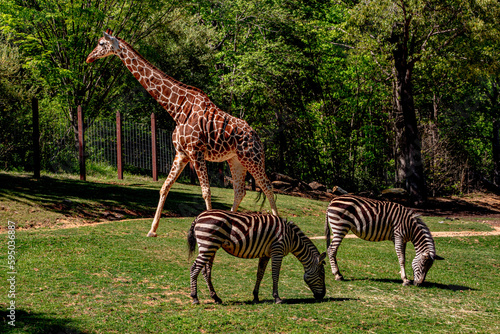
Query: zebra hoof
335 275 344 281
252 298 260 304
402 280 411 286
274 298 283 304
213 296 223 304
192 298 200 305
147 231 157 237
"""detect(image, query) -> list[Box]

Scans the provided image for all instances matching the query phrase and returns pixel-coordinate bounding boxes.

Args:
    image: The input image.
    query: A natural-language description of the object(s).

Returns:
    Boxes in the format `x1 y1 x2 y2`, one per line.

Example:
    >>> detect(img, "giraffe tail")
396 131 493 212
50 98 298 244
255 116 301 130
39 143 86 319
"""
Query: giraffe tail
255 189 266 212
255 189 277 213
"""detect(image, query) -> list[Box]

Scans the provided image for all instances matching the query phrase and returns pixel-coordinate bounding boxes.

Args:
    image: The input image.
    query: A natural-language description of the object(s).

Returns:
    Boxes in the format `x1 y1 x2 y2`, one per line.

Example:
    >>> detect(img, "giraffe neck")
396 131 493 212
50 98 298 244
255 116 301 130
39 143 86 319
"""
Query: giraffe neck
115 38 205 123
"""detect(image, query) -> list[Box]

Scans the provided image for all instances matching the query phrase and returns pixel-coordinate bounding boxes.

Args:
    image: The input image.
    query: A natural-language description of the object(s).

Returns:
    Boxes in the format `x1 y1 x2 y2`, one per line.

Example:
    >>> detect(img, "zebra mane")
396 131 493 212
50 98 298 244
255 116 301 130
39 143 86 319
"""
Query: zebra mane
413 216 428 229
287 220 320 256
411 215 436 257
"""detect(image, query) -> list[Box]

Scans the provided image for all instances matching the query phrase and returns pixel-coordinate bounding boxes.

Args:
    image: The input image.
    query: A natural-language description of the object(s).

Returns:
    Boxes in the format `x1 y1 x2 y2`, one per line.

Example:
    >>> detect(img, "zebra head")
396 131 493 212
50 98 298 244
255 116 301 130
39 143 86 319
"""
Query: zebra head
412 252 444 286
303 252 327 300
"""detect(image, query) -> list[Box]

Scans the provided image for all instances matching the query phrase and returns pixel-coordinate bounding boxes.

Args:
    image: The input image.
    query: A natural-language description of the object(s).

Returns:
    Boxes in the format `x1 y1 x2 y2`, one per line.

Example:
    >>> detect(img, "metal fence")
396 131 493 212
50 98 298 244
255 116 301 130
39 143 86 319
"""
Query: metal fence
86 116 175 174
40 107 230 184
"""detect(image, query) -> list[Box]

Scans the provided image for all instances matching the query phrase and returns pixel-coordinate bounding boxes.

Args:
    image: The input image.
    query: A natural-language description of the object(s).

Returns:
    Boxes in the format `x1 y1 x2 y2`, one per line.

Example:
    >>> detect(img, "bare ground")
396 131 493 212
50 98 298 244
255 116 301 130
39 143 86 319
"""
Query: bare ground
2 171 500 234
9 192 500 237
311 225 500 240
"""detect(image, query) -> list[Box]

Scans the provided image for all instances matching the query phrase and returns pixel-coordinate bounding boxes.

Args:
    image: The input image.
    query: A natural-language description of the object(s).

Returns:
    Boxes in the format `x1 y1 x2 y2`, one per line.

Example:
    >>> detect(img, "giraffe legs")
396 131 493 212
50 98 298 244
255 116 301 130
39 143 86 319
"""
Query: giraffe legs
260 176 278 216
147 152 189 237
227 156 247 212
191 152 212 211
240 157 279 216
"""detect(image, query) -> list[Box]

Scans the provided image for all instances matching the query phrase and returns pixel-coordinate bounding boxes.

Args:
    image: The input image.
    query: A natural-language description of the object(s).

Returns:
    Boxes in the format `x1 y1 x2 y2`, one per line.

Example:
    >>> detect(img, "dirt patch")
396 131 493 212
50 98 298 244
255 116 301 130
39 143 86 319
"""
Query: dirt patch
281 187 500 218
311 225 500 240
430 225 500 237
414 194 500 217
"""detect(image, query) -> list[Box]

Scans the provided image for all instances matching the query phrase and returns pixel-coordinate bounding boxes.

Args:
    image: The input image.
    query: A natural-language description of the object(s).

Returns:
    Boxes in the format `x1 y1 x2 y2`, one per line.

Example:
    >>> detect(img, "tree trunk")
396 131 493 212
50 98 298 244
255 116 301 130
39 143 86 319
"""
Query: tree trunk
392 28 427 205
275 110 286 174
486 78 500 186
491 119 500 187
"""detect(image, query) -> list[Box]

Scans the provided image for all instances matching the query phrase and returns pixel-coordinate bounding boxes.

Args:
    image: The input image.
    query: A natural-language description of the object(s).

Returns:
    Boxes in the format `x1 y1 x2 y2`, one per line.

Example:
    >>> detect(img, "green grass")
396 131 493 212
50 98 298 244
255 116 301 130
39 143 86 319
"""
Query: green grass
0 171 326 230
0 171 499 333
423 216 495 233
0 171 494 234
1 218 499 333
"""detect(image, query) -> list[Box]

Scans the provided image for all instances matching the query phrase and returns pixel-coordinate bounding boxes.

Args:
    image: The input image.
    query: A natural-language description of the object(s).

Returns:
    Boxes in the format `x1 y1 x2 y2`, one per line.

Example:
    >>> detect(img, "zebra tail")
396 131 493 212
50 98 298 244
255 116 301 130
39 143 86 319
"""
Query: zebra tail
325 212 331 250
187 219 197 259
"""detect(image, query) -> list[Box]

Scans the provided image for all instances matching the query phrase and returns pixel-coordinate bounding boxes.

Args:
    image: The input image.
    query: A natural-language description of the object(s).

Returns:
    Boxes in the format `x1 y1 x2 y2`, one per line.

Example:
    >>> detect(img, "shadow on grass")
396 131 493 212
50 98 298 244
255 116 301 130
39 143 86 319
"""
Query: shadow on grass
0 172 231 220
342 277 476 291
281 297 356 305
419 282 477 291
223 297 356 305
370 278 477 291
0 308 86 334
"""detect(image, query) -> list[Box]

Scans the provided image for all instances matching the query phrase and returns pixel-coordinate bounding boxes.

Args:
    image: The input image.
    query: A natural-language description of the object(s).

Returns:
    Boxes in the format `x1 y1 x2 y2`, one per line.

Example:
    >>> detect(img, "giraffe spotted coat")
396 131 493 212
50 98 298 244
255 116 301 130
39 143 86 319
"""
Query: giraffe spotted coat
86 30 278 237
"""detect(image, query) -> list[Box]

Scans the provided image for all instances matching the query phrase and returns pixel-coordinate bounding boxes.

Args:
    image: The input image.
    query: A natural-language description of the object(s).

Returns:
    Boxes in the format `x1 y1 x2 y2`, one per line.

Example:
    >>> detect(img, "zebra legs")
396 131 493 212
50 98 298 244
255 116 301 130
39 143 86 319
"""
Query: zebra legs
201 258 222 303
190 248 222 304
252 257 270 303
270 251 284 304
326 231 348 281
394 237 411 286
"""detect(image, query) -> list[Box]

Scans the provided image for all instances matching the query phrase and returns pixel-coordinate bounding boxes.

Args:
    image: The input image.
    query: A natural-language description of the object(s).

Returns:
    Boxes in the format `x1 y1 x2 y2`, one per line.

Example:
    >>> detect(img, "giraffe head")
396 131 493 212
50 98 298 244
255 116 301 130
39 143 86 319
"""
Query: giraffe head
86 29 122 63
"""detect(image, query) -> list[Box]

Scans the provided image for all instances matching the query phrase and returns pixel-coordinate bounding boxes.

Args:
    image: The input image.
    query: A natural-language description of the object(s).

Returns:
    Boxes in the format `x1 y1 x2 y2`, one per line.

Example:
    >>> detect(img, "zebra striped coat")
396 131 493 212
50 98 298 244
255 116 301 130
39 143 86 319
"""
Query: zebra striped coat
325 195 443 286
188 210 326 304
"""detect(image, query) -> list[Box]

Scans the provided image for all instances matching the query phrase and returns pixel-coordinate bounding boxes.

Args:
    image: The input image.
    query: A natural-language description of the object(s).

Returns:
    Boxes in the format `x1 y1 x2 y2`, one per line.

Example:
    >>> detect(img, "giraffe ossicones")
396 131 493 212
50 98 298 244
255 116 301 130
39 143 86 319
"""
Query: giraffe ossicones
86 30 279 237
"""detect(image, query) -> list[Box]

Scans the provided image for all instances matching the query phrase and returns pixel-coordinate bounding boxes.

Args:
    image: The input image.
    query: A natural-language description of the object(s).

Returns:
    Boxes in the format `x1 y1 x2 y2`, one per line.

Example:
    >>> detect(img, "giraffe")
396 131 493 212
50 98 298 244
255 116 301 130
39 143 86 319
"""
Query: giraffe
86 29 279 237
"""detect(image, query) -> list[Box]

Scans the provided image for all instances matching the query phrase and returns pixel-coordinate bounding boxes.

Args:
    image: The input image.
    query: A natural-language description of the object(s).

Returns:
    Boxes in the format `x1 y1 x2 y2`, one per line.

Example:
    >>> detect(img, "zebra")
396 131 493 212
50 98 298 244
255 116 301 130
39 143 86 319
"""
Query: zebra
325 194 443 286
187 209 326 304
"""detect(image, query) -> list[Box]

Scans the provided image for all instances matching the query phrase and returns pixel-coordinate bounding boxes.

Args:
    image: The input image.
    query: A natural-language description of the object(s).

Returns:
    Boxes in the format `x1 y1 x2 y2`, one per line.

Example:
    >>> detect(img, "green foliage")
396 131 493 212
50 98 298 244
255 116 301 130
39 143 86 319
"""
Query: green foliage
1 0 499 195
0 36 34 170
0 0 182 123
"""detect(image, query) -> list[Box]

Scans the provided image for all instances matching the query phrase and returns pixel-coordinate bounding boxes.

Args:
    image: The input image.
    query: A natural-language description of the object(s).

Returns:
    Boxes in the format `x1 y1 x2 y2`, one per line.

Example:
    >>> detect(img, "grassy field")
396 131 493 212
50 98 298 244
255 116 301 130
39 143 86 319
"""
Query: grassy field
1 172 499 333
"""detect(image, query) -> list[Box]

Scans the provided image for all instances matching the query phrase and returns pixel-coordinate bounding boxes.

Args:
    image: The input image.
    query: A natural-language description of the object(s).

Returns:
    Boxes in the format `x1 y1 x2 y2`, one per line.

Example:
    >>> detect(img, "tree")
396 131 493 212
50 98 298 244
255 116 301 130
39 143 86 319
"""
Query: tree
419 0 500 192
0 0 180 134
193 1 330 180
342 0 473 204
466 1 500 186
0 35 35 169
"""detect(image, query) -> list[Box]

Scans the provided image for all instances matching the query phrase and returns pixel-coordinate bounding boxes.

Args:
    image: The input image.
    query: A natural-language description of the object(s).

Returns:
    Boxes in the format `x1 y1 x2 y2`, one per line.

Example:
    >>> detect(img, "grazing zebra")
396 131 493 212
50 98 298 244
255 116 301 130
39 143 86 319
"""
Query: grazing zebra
325 195 443 286
187 210 326 304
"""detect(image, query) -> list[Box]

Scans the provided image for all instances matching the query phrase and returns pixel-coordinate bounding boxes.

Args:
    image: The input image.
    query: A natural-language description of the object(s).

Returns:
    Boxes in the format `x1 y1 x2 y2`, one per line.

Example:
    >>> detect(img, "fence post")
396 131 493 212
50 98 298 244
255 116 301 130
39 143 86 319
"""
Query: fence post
32 97 40 179
116 111 123 180
151 112 158 181
78 105 86 181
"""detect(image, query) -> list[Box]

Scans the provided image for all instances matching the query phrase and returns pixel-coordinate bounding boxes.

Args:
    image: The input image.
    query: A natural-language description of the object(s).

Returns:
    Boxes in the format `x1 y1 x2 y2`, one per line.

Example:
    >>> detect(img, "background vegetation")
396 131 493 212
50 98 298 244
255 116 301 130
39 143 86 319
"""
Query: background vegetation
1 0 499 201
